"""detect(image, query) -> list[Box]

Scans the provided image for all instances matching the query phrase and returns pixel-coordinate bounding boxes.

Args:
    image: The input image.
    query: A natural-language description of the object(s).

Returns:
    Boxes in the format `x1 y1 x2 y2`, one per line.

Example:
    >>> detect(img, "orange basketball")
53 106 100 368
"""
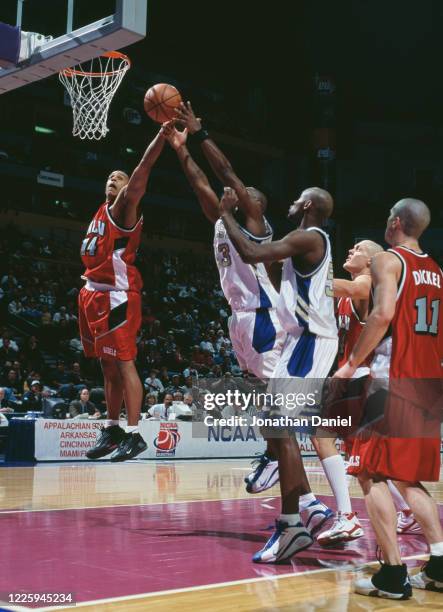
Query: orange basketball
144 83 182 123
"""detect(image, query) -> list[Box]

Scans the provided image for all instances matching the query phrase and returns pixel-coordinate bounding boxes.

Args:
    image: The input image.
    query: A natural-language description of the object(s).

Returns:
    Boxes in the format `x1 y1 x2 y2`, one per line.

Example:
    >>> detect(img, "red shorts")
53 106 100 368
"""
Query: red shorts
346 379 441 481
348 435 441 482
78 287 141 361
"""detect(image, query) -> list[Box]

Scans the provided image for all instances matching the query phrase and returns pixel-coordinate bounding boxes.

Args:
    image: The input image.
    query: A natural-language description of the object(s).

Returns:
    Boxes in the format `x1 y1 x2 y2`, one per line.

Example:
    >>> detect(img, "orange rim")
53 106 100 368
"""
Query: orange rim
60 51 131 78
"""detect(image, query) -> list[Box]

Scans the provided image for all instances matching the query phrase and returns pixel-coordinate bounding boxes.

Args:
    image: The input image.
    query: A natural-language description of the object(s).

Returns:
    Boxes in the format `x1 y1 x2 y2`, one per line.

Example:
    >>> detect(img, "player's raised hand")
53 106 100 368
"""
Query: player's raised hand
220 187 239 215
161 121 188 151
175 101 202 134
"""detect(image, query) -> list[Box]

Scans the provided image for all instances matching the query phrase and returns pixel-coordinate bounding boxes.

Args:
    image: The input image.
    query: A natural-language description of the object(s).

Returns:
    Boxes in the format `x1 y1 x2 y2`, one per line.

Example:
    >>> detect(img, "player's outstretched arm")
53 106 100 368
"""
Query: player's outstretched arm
163 122 219 224
333 275 371 299
334 252 400 377
220 187 319 264
175 102 265 235
110 128 166 228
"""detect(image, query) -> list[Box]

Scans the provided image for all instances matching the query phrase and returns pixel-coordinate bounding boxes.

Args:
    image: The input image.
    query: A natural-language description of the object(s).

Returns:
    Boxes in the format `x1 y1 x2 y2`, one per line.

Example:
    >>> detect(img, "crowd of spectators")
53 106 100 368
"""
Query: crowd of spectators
0 224 242 422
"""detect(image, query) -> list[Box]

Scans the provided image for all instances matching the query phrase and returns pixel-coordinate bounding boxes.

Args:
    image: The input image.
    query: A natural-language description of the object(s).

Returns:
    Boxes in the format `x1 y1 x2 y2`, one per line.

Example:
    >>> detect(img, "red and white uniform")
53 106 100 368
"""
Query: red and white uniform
349 246 443 481
78 203 143 360
332 297 372 450
337 297 372 377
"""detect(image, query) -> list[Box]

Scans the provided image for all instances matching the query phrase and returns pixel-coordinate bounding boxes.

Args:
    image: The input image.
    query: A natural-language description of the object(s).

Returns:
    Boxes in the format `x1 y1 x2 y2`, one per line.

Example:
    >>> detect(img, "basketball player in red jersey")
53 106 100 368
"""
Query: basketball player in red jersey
333 240 422 538
81 127 166 462
314 240 382 546
335 199 443 599
335 241 382 375
332 241 383 446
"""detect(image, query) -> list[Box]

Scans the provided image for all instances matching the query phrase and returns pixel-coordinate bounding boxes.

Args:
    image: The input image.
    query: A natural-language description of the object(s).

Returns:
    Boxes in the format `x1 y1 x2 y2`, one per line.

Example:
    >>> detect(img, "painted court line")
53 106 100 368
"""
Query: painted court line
0 495 269 515
1 491 439 515
0 604 31 612
33 552 430 612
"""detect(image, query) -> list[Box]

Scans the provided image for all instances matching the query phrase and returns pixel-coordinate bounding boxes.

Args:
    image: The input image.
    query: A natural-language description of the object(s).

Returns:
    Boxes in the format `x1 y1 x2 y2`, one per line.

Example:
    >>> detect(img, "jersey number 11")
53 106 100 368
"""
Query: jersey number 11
414 296 440 335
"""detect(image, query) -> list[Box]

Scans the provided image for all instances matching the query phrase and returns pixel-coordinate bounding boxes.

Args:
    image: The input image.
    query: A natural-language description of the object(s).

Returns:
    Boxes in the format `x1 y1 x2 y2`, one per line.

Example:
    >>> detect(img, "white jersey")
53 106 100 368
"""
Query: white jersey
213 217 278 312
277 226 337 339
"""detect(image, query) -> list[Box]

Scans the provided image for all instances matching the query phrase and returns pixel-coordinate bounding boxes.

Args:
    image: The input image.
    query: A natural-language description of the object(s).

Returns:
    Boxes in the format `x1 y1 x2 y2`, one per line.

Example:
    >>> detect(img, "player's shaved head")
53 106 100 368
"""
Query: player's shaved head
391 198 431 238
303 187 334 219
246 187 268 211
288 186 334 225
358 240 384 258
344 239 383 274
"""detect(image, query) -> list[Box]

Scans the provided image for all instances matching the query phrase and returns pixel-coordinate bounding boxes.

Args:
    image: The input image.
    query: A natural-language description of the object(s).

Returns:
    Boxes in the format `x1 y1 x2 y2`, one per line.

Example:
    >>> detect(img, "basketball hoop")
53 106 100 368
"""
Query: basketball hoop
59 51 131 140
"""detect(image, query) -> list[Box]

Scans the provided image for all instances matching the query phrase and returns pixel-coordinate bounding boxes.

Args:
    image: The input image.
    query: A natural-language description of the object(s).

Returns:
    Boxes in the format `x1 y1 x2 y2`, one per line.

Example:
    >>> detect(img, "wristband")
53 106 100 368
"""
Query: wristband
192 128 210 144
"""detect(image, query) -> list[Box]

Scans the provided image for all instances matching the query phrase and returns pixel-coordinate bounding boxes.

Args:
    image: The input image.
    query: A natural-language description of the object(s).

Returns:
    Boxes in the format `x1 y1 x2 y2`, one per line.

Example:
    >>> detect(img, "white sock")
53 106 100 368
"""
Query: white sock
125 425 139 434
279 512 301 526
387 480 409 511
106 420 120 428
321 454 352 514
299 493 317 509
430 542 443 556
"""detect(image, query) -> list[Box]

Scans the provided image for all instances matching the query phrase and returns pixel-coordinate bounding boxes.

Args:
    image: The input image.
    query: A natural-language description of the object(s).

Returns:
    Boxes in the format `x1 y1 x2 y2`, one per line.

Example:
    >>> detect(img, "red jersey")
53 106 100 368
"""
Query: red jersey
347 246 442 482
81 203 143 292
337 297 372 373
388 246 442 378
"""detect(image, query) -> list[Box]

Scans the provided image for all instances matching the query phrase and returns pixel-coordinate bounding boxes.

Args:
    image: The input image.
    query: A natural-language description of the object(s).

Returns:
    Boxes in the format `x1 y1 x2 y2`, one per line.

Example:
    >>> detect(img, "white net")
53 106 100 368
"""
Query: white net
59 52 130 140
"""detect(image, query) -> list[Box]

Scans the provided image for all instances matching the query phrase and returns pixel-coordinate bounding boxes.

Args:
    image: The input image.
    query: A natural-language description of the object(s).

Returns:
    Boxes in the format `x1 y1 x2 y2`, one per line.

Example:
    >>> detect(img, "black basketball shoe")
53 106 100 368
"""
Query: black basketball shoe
86 425 125 460
110 432 148 462
411 555 443 592
355 563 412 599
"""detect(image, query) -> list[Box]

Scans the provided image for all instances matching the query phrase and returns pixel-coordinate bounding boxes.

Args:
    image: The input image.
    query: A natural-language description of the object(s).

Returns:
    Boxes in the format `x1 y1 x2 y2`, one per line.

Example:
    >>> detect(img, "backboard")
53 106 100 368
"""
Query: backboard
0 0 147 94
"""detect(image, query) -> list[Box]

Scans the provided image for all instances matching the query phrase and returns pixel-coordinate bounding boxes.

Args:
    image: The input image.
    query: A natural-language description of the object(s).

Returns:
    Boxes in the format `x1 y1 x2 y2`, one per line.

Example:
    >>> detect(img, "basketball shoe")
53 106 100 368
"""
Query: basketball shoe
410 556 443 591
355 563 412 599
302 500 334 535
253 519 313 563
244 453 279 493
396 509 422 535
317 512 364 546
86 425 125 459
110 432 147 462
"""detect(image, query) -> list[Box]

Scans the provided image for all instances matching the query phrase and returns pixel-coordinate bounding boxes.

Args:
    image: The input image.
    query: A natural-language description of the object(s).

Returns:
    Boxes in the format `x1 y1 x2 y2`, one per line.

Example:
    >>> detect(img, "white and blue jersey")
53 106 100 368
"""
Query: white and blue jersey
214 217 277 311
278 227 337 339
273 227 338 379
214 217 285 379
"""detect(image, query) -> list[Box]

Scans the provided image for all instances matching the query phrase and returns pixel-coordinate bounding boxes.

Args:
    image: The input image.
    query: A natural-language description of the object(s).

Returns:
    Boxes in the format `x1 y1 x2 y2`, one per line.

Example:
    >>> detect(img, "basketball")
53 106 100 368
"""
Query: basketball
144 83 182 123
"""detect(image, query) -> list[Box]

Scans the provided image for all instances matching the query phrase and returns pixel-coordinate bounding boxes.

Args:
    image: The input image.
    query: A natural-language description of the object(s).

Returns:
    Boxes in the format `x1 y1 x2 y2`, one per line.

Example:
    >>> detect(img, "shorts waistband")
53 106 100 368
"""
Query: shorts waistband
83 279 125 292
232 306 276 313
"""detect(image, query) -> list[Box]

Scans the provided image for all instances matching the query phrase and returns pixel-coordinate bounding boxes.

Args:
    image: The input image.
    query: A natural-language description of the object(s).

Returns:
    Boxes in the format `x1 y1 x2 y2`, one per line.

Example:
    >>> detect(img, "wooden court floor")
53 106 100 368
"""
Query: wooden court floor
1 459 443 611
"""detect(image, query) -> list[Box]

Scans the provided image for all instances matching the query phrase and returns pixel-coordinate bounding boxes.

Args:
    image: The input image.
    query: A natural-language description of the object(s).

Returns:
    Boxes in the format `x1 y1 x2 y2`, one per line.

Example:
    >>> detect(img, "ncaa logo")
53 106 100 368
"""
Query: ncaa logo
154 422 181 456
